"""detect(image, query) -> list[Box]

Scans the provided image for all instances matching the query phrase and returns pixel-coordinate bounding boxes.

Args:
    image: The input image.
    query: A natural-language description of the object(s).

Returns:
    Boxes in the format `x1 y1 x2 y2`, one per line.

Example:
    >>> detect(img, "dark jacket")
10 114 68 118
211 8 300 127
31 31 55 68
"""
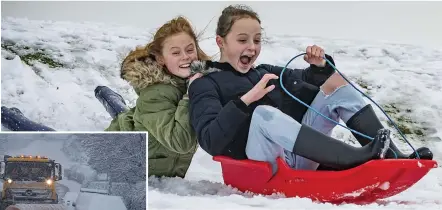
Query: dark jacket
188 55 336 159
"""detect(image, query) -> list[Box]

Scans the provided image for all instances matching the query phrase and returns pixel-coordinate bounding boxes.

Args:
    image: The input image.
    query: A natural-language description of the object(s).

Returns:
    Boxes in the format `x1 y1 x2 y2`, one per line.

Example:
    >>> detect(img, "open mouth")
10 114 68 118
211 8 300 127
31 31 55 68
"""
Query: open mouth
240 55 253 66
179 63 191 68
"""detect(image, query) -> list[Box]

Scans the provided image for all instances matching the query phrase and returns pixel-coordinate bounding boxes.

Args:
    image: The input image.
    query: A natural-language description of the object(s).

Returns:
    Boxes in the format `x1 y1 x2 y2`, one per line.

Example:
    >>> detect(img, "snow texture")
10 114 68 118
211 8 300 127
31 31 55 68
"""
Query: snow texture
1 17 442 209
74 193 127 210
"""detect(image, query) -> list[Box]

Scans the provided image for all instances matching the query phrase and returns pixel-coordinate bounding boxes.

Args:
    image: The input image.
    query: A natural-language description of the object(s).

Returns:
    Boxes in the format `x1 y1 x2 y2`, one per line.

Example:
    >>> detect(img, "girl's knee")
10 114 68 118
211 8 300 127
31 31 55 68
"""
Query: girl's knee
253 105 280 122
321 72 349 96
252 105 300 129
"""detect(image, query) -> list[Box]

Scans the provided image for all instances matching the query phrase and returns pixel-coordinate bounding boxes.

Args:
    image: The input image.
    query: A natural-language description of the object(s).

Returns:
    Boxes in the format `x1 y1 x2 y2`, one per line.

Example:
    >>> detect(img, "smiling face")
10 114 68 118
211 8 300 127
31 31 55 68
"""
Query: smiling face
217 18 262 73
215 4 262 74
158 32 198 78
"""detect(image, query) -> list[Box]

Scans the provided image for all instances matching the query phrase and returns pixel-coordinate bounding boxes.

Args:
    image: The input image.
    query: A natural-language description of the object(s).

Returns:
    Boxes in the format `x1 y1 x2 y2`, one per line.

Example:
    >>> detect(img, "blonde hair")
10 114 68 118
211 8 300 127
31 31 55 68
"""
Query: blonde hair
121 16 210 78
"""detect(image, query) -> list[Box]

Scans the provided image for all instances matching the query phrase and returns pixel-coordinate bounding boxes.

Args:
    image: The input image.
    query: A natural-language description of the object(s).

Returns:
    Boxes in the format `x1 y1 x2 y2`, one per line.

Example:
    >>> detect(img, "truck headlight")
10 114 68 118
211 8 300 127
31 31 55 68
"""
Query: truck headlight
46 179 53 185
7 178 12 184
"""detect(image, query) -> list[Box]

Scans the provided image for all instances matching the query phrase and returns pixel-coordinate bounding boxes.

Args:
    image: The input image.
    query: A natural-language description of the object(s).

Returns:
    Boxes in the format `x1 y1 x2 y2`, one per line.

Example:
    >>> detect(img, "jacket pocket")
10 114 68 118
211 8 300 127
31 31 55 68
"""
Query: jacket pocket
289 79 319 102
148 136 165 157
148 156 180 178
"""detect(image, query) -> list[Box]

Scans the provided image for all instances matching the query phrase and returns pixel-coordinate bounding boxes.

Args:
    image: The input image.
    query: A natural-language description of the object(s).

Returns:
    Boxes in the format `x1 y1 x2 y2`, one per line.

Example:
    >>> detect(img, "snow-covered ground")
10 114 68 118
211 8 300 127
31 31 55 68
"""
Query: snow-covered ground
2 17 442 209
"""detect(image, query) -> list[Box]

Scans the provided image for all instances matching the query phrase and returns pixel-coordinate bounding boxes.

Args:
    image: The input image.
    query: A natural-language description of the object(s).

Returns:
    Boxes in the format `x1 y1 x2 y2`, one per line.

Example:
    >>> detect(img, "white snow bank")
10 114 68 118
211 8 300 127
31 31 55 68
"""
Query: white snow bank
74 193 127 210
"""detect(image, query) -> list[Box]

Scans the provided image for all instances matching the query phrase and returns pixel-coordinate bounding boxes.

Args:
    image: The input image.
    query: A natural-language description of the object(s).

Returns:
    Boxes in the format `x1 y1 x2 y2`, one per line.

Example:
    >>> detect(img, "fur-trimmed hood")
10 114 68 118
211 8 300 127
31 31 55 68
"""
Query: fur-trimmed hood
190 60 222 76
120 52 185 93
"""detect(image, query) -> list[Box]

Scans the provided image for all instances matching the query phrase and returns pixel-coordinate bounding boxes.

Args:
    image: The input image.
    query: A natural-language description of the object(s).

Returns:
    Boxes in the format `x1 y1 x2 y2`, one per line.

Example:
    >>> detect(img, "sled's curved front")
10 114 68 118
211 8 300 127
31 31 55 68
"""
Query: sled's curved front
213 156 438 204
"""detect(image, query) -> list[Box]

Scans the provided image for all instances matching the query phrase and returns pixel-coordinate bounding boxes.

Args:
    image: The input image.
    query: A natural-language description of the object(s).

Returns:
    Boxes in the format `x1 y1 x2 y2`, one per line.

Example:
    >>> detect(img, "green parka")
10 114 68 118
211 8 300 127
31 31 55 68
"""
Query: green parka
105 55 197 178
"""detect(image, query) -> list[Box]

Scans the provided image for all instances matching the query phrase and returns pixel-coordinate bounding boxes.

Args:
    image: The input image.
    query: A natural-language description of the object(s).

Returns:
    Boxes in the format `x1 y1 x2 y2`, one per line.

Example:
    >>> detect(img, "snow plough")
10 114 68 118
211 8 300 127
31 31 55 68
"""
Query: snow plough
0 155 65 210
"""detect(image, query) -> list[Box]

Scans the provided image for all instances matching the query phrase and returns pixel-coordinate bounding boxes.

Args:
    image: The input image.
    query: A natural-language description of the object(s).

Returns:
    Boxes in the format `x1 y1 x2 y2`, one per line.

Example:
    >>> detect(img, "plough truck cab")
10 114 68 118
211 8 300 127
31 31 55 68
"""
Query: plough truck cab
0 155 63 209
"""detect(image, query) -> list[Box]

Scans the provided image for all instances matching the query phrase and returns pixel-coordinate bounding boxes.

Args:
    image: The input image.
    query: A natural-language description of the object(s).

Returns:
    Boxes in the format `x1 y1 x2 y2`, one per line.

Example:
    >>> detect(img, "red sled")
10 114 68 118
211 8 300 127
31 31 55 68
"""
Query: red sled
213 155 438 204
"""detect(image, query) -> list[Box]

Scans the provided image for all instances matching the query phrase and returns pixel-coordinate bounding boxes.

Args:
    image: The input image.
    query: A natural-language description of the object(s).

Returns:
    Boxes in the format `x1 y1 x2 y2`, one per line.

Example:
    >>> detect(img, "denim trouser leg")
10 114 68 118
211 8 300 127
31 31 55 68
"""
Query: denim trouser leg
1 106 56 131
246 84 367 174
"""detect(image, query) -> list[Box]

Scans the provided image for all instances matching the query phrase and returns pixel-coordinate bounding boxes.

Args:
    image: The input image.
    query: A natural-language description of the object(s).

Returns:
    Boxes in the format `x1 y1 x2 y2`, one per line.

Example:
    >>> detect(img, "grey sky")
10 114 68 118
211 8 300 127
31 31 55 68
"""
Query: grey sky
2 1 442 49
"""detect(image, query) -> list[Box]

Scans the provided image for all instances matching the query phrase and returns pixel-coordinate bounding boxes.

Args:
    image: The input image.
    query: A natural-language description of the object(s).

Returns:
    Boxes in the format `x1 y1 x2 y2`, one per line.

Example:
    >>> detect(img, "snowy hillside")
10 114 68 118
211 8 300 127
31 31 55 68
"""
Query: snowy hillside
2 17 442 209
0 133 145 210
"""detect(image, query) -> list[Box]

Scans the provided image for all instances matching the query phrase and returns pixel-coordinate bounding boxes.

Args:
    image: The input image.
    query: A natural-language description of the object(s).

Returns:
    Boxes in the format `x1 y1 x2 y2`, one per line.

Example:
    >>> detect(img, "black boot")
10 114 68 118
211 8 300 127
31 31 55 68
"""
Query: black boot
292 124 391 170
346 104 433 160
95 86 129 119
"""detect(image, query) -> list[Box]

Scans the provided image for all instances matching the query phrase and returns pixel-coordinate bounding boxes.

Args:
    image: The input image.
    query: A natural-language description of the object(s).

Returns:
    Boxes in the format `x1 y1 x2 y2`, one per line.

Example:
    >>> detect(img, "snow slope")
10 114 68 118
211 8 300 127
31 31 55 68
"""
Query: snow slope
2 17 442 209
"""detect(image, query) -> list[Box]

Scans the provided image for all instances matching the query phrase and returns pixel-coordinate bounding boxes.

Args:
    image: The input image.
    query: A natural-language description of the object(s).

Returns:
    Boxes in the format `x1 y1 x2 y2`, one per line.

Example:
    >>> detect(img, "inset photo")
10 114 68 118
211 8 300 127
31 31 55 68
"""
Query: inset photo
0 132 146 210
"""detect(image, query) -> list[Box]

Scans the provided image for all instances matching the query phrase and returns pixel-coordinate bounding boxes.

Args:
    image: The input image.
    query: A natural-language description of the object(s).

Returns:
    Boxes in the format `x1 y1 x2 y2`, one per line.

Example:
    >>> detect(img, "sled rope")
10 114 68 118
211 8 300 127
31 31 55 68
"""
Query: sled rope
279 52 420 159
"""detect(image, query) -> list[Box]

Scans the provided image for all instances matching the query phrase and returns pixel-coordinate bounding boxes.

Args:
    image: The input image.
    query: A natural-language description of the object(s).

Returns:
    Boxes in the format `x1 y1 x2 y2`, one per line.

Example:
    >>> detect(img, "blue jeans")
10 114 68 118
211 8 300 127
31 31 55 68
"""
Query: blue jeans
246 84 367 174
